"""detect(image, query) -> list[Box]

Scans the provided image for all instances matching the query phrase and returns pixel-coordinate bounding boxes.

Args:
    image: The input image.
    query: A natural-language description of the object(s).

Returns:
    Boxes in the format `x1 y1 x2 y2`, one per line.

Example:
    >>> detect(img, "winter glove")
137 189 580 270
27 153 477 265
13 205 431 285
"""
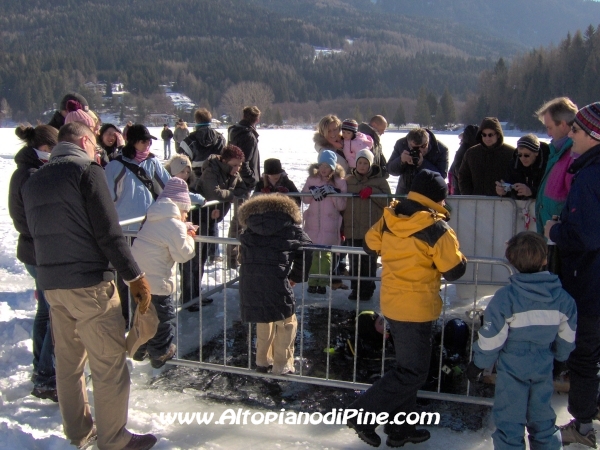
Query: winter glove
309 186 325 201
276 186 289 193
321 184 341 197
129 276 152 314
261 186 272 193
466 361 484 383
359 187 373 200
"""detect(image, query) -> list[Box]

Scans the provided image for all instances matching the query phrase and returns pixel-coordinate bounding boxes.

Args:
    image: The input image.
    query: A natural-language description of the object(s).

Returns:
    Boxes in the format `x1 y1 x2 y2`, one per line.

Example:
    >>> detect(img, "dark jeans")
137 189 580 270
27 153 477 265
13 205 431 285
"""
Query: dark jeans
349 319 433 430
25 264 56 388
134 294 176 359
348 238 376 295
567 314 600 421
182 216 211 301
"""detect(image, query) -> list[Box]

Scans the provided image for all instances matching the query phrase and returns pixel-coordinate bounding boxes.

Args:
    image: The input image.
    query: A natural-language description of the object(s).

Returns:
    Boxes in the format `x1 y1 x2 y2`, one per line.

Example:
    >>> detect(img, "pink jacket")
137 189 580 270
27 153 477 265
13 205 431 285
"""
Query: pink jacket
301 163 347 246
343 132 373 168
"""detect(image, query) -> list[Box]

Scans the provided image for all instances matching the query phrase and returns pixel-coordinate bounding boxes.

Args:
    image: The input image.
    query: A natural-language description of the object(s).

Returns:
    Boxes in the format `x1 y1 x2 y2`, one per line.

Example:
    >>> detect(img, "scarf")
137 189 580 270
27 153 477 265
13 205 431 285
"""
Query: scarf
134 148 150 163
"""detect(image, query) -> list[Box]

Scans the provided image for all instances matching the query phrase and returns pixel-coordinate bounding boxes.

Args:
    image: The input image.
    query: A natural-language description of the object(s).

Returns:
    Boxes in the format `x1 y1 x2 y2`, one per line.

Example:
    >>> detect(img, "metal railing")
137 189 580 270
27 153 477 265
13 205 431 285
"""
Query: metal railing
118 193 528 407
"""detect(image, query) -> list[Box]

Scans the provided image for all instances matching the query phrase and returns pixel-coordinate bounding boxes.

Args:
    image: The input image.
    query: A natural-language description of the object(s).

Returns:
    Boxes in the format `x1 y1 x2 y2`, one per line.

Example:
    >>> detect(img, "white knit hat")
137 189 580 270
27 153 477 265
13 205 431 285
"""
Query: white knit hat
157 177 191 211
167 154 192 177
356 149 374 166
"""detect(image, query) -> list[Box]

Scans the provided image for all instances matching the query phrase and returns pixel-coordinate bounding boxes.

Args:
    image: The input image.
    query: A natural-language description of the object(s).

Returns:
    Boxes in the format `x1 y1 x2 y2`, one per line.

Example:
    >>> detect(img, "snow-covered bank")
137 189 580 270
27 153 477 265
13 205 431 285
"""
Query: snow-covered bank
0 128 580 449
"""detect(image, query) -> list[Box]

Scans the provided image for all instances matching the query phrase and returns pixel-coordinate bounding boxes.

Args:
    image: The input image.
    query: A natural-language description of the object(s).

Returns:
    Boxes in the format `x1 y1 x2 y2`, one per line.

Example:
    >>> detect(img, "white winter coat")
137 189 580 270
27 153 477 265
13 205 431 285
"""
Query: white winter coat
131 198 196 295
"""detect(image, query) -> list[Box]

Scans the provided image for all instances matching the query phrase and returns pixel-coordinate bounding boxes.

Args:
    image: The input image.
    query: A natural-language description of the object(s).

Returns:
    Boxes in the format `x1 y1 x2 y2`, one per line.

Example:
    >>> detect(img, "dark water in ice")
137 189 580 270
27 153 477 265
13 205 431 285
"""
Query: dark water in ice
151 306 494 431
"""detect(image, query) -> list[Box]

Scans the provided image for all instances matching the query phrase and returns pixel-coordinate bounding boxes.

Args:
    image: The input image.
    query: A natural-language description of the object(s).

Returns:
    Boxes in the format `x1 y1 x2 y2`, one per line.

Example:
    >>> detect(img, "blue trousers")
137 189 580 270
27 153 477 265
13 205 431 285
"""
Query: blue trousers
349 319 433 431
492 342 561 450
134 294 175 360
25 264 55 388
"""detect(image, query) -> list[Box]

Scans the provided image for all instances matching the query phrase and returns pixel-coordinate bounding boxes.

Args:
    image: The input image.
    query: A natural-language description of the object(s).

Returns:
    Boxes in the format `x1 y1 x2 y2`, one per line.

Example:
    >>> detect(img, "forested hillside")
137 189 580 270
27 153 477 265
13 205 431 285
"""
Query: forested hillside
373 0 600 48
0 0 520 120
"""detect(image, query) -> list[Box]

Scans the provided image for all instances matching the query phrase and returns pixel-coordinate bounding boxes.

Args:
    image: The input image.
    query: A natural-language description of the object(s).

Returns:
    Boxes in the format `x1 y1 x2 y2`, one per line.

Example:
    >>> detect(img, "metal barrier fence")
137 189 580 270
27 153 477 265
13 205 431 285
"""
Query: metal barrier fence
120 193 528 406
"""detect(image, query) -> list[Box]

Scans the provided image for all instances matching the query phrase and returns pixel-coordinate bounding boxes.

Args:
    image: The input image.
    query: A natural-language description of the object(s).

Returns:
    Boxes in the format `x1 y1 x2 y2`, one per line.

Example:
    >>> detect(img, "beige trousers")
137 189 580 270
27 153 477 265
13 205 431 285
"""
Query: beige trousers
256 314 298 375
46 281 132 450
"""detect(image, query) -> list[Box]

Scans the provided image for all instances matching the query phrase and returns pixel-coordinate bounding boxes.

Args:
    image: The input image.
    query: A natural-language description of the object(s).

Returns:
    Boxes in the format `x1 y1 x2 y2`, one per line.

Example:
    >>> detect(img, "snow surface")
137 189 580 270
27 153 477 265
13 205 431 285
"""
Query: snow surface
0 127 582 449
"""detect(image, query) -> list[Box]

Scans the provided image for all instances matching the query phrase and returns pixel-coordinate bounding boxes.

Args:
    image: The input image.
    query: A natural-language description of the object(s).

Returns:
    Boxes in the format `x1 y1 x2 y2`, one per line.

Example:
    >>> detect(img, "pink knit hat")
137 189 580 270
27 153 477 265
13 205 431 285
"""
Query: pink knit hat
157 177 191 211
64 110 96 129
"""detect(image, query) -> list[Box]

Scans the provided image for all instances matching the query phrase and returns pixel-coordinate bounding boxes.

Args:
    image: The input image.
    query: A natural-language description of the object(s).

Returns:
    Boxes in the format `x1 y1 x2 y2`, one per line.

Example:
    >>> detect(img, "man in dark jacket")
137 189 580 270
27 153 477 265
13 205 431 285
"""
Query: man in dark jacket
388 128 449 195
21 122 157 450
238 194 312 375
358 115 389 179
160 124 174 160
178 108 225 178
47 92 89 130
458 117 515 196
546 102 600 448
226 106 261 268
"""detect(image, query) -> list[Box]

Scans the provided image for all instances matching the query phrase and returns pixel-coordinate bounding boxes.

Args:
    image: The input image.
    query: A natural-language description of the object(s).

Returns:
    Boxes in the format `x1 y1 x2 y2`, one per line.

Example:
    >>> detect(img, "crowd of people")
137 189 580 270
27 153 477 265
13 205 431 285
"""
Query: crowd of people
7 90 600 449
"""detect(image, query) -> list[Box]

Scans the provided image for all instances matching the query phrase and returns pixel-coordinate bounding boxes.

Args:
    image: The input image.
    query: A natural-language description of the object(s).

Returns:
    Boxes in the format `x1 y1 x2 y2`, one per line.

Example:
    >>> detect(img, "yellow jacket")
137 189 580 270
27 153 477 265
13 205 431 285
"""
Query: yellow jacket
365 192 467 322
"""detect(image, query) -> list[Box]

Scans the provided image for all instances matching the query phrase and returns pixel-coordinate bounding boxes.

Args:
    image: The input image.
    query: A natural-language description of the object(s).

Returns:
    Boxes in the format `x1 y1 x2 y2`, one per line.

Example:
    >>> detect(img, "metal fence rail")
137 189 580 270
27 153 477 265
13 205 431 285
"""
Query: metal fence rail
119 193 527 407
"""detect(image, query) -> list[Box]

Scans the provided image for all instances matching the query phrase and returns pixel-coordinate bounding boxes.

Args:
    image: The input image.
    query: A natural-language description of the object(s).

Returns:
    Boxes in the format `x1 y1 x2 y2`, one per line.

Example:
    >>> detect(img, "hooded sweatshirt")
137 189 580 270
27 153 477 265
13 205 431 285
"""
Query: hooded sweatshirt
458 118 515 196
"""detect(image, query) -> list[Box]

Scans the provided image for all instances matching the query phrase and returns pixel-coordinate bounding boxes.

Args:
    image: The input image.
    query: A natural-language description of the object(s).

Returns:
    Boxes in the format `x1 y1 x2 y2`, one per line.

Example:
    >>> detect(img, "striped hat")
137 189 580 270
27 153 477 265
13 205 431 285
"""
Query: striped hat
574 102 600 141
516 134 540 152
341 119 358 134
157 177 191 211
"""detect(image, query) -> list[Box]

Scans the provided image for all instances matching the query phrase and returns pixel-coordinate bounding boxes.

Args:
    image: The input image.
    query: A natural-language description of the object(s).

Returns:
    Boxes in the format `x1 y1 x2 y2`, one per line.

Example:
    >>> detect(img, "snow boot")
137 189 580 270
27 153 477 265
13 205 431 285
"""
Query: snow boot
347 419 381 447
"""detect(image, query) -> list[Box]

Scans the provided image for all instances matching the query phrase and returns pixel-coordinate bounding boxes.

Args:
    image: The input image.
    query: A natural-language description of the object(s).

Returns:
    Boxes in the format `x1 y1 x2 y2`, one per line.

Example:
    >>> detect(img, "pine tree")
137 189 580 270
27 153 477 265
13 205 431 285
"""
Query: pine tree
434 103 445 129
414 87 431 127
393 102 406 129
353 104 363 123
440 87 457 125
381 105 388 120
274 108 283 126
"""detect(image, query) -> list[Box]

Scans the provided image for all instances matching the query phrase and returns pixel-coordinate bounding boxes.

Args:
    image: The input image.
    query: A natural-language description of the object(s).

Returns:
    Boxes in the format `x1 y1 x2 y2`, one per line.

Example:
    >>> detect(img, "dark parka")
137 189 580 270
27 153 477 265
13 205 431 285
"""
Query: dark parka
458 118 515 196
178 125 225 177
448 124 479 195
238 194 312 323
388 129 449 195
550 143 600 316
228 119 260 189
196 154 249 222
501 142 549 200
8 146 44 265
21 142 141 290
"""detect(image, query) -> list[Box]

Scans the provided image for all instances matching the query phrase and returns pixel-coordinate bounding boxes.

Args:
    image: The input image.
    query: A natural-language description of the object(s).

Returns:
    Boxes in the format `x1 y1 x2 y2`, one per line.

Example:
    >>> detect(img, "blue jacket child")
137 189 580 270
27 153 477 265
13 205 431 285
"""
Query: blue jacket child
469 231 577 450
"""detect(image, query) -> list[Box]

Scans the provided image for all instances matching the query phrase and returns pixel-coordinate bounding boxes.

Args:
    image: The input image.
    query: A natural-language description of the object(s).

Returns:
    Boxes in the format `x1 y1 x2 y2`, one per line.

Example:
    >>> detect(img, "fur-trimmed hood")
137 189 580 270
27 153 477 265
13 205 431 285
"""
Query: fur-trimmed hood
307 162 346 180
239 193 302 235
313 132 337 150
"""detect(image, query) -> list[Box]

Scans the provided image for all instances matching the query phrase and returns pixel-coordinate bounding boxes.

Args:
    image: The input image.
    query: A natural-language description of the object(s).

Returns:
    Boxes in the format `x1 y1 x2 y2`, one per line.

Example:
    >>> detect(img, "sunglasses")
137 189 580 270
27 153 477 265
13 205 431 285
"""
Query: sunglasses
481 132 496 138
517 153 532 158
410 143 428 151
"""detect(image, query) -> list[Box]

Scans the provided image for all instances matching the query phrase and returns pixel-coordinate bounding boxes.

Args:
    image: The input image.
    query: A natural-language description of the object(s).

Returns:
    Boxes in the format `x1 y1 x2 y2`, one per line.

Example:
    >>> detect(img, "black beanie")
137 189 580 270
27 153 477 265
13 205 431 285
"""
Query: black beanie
410 169 448 203
264 158 283 175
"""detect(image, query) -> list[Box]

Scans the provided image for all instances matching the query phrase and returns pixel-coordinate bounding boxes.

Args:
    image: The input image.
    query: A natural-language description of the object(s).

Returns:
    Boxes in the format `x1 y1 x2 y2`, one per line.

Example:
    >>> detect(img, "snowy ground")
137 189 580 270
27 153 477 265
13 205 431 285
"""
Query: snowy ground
0 127 584 449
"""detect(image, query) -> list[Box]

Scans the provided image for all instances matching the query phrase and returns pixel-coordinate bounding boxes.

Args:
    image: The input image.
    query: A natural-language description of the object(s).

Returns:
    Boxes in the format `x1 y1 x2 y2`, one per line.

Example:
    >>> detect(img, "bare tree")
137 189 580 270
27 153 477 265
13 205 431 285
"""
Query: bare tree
219 82 274 120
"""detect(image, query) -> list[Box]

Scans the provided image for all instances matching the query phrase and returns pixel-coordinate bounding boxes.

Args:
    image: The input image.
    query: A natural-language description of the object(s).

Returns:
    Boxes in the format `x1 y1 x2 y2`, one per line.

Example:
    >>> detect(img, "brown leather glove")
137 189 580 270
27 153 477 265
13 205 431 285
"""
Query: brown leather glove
129 276 151 314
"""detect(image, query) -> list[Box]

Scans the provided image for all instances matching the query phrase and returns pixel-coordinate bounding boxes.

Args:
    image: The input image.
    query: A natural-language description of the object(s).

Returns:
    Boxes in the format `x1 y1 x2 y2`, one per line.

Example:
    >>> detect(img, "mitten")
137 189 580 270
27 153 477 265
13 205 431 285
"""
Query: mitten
130 276 152 314
359 187 373 200
276 186 289 193
321 184 341 197
466 361 484 383
261 186 272 193
309 186 324 201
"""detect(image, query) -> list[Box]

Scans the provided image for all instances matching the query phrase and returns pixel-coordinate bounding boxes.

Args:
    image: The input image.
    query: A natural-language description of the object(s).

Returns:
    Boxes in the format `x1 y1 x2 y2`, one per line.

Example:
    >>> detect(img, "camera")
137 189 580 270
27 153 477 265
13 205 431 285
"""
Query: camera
408 148 421 165
501 182 515 192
